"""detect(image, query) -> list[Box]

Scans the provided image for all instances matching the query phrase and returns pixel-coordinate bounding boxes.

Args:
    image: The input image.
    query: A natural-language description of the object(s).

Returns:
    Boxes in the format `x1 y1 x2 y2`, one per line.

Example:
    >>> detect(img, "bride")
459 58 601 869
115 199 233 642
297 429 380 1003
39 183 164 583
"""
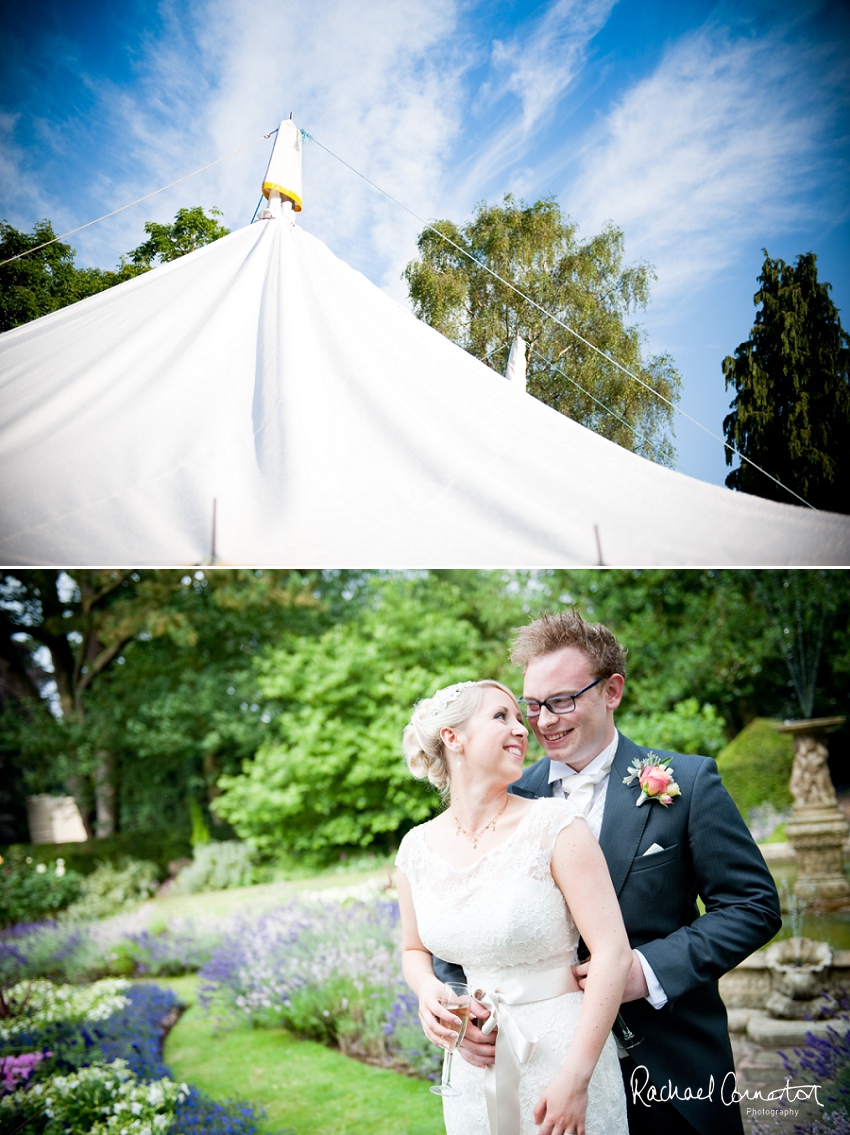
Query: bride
395 680 631 1135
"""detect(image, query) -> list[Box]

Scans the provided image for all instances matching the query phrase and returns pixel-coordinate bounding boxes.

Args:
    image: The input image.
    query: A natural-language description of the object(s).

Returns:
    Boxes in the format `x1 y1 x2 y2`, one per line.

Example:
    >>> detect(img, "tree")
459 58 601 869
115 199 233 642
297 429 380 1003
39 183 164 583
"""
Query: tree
0 222 143 333
723 251 850 513
0 207 230 333
214 573 530 859
404 195 681 465
537 569 850 736
0 570 373 841
129 206 230 267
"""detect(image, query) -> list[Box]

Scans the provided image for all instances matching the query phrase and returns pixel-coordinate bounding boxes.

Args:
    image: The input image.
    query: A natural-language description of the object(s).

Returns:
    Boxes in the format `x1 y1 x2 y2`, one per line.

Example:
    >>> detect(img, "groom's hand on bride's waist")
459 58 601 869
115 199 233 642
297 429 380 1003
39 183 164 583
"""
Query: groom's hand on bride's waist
458 996 497 1067
572 949 649 1003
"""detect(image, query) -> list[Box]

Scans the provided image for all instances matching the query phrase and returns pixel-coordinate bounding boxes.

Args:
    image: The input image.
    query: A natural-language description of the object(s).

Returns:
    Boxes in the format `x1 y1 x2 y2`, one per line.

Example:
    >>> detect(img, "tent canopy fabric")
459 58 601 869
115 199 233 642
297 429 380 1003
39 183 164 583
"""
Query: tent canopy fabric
1 211 849 566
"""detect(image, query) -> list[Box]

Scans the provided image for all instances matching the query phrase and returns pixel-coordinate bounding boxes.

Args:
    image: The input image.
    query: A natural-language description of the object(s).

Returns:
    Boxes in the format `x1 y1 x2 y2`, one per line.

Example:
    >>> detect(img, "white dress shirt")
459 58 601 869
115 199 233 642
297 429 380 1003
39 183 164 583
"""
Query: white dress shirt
549 732 667 1010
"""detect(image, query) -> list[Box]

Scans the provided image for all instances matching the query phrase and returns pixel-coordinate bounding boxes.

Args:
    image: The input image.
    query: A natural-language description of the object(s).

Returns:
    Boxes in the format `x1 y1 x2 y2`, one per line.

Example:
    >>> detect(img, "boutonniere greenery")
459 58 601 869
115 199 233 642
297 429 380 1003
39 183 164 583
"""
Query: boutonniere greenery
623 753 681 807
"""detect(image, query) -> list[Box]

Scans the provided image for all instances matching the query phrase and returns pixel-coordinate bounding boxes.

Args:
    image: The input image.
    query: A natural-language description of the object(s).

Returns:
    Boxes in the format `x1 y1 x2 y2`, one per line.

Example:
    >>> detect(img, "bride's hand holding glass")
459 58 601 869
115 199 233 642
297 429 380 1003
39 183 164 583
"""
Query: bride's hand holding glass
456 996 496 1068
426 981 472 1097
418 977 469 1049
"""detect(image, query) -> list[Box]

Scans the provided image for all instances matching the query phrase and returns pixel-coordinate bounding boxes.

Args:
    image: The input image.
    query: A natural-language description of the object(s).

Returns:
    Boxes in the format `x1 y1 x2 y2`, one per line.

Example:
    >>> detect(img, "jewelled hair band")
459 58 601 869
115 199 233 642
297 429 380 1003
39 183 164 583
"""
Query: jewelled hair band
426 681 478 717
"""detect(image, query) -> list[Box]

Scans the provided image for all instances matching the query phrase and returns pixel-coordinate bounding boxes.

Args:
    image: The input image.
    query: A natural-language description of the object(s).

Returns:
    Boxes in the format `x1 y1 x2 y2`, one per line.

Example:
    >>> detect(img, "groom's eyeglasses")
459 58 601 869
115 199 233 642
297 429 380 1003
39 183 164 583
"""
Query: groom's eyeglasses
518 677 603 718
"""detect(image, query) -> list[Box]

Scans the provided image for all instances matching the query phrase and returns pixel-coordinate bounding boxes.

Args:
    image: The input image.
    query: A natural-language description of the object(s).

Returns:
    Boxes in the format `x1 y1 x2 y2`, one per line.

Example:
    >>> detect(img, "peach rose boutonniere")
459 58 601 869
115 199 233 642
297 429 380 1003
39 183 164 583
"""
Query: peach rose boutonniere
623 752 681 807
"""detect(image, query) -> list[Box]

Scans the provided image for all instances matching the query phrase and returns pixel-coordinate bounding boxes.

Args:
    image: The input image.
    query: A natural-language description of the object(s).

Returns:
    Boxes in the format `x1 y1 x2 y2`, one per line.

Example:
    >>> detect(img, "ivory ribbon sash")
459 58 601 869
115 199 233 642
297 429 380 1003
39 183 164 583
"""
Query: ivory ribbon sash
472 966 577 1135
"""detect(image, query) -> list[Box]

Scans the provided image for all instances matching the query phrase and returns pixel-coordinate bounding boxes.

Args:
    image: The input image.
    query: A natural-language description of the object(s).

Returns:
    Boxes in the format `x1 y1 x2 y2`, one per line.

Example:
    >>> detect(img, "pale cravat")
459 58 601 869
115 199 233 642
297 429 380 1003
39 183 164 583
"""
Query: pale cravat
549 734 618 817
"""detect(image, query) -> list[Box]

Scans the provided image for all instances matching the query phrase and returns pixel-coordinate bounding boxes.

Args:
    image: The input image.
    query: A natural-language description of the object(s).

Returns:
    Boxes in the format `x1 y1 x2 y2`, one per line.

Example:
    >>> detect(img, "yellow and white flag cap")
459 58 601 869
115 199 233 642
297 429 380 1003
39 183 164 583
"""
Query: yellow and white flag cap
262 120 303 211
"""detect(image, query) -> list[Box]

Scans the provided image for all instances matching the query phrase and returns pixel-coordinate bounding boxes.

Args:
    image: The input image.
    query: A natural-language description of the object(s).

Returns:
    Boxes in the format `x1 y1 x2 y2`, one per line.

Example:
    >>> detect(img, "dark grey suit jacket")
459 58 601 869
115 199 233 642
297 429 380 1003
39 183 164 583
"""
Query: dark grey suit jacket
434 732 781 1135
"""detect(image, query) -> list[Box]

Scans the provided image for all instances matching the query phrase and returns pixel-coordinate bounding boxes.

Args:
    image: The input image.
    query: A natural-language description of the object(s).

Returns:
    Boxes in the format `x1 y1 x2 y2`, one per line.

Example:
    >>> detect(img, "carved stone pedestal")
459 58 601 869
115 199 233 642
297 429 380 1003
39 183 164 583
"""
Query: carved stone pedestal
776 716 850 907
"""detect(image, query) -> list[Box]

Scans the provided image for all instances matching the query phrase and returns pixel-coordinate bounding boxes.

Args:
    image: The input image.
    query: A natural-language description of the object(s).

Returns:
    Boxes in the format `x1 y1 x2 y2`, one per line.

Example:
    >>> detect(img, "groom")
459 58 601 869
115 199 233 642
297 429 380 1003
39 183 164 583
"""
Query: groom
442 610 781 1135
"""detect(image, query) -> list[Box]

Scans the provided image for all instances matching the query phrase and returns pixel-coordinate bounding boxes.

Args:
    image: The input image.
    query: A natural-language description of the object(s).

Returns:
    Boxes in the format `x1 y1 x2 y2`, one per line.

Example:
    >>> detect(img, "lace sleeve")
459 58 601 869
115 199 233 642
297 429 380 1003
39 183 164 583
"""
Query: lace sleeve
394 827 421 879
532 797 586 861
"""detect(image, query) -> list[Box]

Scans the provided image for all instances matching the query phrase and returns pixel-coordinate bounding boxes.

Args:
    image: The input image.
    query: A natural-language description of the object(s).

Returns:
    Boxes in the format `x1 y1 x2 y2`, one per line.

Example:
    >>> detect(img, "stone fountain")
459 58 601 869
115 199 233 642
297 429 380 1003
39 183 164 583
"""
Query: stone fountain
722 938 850 1047
764 936 838 1019
776 715 850 907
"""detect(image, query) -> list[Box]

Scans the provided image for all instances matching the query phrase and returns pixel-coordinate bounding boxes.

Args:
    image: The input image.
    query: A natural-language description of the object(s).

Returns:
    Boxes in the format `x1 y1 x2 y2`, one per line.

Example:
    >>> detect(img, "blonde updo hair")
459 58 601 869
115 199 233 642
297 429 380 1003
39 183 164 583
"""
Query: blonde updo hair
403 679 519 798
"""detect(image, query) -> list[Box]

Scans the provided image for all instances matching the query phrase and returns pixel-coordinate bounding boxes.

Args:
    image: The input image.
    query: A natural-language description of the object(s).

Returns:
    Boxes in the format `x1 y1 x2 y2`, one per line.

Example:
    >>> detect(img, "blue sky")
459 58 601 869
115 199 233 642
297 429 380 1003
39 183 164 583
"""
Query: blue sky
2 0 848 491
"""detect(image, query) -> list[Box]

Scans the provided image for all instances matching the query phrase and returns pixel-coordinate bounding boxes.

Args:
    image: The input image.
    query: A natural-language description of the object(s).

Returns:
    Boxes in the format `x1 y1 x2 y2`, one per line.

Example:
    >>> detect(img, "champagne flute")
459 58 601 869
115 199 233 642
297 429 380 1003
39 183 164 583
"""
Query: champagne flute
429 981 471 1097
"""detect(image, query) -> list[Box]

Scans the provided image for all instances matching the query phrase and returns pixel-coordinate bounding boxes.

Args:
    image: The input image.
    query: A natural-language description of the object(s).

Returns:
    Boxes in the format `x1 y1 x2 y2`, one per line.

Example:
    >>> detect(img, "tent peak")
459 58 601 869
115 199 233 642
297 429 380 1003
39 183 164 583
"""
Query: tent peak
261 119 303 212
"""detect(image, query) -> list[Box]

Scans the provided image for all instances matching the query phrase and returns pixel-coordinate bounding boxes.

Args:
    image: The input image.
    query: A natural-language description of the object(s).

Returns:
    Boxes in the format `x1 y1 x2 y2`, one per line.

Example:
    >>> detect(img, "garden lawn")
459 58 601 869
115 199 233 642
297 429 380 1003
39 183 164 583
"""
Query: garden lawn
157 977 443 1135
153 861 394 921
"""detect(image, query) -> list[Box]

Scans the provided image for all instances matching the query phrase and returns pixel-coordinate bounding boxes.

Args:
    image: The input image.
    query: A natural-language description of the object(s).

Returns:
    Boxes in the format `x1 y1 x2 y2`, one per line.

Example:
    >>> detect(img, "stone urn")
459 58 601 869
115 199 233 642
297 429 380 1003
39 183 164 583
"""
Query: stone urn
775 716 850 906
764 937 838 1019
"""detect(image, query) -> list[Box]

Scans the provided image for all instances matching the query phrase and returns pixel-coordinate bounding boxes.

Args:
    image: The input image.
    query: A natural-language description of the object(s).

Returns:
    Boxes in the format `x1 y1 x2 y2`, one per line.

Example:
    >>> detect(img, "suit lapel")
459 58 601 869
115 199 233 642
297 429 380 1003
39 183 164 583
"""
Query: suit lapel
598 733 651 896
511 756 554 799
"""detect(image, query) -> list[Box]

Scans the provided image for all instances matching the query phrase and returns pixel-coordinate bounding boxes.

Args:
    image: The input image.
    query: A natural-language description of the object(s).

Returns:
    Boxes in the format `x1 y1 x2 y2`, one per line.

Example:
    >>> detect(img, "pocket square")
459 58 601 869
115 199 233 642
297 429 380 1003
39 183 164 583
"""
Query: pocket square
642 843 665 856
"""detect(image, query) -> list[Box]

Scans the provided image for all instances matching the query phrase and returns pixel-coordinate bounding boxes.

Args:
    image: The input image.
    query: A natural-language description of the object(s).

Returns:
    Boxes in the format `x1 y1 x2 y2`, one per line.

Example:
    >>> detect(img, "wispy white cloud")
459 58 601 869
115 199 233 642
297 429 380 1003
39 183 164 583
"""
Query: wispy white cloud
1 0 468 299
449 0 616 208
567 23 850 301
490 0 617 131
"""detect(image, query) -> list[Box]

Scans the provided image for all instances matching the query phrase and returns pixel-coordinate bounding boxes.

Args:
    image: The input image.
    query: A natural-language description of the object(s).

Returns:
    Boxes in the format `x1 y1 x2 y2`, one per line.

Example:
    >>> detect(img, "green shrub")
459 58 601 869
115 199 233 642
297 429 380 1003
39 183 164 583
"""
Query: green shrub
0 830 191 880
618 698 727 758
61 858 159 922
0 855 82 929
716 717 794 818
170 841 254 895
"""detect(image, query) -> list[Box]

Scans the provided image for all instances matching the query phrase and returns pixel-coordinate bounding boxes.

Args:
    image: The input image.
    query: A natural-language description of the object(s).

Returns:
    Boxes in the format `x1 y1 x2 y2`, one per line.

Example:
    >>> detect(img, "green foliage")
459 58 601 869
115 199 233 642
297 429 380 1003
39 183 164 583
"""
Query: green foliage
404 195 681 464
723 250 850 513
170 842 255 895
61 858 159 922
3 568 848 859
0 568 324 842
0 855 82 929
189 800 211 848
129 206 230 266
1 831 192 881
541 569 850 733
0 206 229 335
0 221 145 333
715 718 794 818
215 575 506 857
617 698 727 757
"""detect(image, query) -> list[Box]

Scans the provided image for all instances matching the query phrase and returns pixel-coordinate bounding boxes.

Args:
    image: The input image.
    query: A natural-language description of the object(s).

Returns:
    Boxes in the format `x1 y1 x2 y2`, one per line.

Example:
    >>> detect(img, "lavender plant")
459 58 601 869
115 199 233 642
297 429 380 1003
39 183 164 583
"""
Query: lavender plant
781 991 850 1132
199 896 442 1077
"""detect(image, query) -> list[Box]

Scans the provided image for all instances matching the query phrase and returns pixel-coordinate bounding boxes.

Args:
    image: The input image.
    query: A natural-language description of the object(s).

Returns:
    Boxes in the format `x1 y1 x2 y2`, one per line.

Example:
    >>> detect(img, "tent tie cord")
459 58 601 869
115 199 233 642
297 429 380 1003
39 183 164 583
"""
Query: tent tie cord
0 130 278 268
302 129 815 511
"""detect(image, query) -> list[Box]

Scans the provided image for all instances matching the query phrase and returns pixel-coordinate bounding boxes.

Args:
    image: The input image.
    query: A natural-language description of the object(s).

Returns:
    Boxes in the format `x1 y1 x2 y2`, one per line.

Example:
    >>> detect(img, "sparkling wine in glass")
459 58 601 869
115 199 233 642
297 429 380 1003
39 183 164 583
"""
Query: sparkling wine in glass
429 981 471 1098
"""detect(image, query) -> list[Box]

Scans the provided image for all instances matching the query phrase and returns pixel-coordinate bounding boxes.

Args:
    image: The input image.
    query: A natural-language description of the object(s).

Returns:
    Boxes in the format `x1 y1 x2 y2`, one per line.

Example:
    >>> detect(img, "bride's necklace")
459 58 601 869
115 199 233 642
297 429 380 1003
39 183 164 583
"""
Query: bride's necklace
452 797 509 850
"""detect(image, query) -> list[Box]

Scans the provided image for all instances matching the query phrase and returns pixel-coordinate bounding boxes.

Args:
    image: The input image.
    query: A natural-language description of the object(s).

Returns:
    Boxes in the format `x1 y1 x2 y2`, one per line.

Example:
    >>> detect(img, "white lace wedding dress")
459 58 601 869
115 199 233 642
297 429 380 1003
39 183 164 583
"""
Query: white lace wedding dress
396 796 628 1135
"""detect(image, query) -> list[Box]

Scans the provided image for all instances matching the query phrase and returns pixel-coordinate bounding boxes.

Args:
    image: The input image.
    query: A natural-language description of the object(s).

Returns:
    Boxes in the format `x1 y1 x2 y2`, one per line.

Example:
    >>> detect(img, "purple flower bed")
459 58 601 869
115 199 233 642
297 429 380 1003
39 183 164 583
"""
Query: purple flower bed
0 910 234 986
0 982 271 1134
199 897 441 1079
774 992 850 1135
2 891 443 1082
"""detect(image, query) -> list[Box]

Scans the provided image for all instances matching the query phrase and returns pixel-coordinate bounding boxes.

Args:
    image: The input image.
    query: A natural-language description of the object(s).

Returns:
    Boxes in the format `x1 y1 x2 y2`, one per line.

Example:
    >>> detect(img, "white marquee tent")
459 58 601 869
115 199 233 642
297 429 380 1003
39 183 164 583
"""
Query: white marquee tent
1 123 849 567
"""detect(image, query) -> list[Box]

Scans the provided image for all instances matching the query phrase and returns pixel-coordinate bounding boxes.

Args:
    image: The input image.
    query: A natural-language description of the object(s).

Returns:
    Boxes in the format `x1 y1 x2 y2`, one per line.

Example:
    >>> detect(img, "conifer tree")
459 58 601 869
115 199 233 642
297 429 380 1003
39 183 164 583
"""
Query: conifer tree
723 252 850 514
